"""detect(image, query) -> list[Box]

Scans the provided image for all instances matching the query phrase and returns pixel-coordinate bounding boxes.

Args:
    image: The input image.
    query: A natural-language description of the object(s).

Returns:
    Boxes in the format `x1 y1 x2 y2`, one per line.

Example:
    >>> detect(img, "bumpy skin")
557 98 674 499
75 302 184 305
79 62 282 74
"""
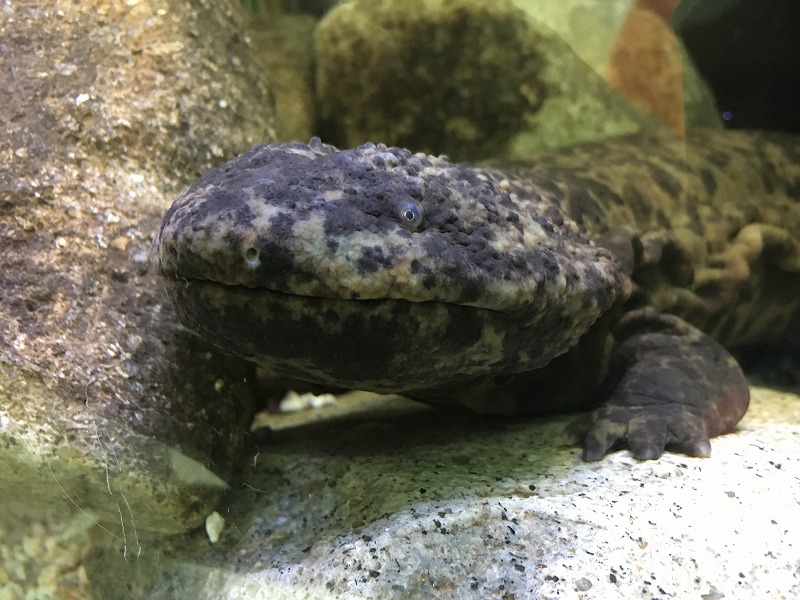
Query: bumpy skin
154 130 800 460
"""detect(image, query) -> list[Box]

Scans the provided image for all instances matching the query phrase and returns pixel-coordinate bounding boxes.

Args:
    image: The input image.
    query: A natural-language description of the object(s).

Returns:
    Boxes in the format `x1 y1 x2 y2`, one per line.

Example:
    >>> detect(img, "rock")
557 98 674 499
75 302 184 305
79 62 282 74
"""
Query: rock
602 0 726 136
241 0 339 19
245 14 318 142
510 0 721 133
603 0 687 136
0 508 95 598
84 387 800 598
0 0 276 534
314 0 662 162
509 0 633 71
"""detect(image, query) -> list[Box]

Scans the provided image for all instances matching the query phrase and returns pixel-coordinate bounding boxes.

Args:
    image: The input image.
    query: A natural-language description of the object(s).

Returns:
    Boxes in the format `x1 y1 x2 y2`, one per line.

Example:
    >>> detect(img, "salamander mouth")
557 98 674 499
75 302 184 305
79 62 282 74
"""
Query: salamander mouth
162 277 580 394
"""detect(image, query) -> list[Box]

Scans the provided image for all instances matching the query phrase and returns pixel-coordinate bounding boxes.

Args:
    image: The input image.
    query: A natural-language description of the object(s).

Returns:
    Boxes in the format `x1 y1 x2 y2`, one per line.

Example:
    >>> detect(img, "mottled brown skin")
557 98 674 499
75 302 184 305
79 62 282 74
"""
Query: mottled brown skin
519 130 800 348
153 130 800 460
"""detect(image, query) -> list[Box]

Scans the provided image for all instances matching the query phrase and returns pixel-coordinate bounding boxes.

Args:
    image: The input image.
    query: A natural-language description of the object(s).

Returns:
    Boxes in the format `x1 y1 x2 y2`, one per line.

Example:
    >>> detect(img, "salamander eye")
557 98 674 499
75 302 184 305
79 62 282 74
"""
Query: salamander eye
397 200 423 231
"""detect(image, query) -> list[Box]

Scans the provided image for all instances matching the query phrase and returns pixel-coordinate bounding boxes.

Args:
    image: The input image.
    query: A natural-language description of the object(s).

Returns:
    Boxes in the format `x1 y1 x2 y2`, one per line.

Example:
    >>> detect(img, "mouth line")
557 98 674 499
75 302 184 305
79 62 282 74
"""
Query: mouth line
167 275 382 303
162 274 510 315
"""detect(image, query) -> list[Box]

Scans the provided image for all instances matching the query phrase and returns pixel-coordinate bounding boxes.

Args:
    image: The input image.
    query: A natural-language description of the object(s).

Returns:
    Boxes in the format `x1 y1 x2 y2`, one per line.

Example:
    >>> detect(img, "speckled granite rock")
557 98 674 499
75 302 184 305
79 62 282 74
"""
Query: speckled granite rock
86 386 800 598
314 0 663 161
0 0 275 534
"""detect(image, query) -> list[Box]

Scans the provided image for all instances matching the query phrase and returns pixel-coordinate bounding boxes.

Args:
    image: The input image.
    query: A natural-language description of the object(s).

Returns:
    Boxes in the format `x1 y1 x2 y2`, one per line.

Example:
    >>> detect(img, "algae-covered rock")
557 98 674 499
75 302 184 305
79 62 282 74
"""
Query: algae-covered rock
314 0 663 162
510 0 721 134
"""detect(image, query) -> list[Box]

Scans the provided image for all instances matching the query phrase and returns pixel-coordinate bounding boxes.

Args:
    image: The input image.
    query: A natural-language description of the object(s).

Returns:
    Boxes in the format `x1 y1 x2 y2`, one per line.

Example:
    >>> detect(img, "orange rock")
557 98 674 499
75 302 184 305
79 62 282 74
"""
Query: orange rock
604 0 685 137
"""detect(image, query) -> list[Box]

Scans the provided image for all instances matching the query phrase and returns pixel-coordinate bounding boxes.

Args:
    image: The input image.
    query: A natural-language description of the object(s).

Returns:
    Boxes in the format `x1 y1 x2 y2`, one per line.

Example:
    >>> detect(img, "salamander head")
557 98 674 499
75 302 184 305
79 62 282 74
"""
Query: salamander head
153 139 626 393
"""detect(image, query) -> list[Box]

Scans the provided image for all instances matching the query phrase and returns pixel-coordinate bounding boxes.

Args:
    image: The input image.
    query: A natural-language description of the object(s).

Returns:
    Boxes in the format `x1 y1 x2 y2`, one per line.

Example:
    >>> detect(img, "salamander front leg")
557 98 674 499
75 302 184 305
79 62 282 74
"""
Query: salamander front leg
565 309 750 461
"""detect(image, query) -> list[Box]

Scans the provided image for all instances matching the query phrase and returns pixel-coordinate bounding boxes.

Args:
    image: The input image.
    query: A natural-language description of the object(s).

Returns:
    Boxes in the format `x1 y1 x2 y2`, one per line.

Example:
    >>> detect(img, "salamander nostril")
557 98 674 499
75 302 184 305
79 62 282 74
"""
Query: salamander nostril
245 247 260 265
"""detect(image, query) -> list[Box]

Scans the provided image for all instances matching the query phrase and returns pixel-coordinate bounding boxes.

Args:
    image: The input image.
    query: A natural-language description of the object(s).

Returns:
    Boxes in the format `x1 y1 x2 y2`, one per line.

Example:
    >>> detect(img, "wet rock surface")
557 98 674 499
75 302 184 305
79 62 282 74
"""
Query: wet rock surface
0 0 276 534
